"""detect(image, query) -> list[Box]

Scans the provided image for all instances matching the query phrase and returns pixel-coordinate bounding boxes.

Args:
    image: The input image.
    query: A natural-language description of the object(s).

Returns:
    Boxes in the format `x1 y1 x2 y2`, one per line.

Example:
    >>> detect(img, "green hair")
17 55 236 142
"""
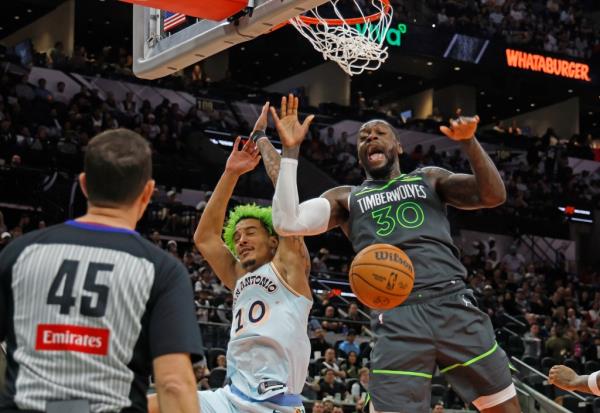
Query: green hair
223 204 275 256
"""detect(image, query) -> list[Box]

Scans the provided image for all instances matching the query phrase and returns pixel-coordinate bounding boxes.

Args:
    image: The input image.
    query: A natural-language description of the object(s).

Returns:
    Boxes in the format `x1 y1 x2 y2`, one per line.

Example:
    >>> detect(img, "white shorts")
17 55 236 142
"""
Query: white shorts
199 385 305 413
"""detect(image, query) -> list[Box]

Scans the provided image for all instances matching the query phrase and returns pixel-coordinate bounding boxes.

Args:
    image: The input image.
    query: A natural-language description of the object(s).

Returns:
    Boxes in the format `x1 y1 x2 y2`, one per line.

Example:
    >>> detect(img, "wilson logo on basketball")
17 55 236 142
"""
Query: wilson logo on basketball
350 244 414 310
374 251 413 272
36 324 110 356
386 272 398 289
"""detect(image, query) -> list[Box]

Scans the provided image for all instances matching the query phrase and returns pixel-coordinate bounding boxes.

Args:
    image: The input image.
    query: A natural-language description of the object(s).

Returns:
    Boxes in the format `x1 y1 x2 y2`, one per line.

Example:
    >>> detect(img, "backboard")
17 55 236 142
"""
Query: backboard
131 0 328 80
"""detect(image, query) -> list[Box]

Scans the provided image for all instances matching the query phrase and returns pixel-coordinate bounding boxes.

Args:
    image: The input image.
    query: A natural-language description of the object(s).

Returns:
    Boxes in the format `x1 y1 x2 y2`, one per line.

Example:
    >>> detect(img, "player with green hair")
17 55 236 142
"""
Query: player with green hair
222 204 275 258
150 119 313 413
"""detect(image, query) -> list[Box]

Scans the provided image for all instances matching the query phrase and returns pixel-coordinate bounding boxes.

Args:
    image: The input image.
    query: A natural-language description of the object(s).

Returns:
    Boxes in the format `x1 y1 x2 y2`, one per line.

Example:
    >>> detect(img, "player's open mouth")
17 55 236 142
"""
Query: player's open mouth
367 147 385 162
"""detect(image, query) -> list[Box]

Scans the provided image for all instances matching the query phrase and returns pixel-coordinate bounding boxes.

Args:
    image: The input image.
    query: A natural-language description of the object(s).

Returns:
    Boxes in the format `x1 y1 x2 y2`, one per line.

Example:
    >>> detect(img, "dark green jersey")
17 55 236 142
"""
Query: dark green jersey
348 169 467 294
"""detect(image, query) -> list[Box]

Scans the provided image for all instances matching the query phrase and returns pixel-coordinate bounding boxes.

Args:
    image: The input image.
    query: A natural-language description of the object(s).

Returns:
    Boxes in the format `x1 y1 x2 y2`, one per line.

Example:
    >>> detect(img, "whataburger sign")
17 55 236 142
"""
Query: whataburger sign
505 48 591 82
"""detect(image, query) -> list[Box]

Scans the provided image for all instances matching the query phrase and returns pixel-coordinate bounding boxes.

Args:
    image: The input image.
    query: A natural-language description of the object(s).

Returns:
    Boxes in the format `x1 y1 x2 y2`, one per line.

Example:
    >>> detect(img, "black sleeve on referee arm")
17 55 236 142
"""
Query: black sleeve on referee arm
0 248 12 341
148 259 204 362
0 254 9 342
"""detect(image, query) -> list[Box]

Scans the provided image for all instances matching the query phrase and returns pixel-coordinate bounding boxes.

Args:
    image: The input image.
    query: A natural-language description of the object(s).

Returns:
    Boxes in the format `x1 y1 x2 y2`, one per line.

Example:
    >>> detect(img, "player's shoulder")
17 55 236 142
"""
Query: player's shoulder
322 185 354 201
418 166 453 177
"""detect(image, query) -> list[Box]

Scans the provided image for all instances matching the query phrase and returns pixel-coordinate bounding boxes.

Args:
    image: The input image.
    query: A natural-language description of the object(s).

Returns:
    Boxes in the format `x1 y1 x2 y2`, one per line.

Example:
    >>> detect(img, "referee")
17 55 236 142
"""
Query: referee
0 129 202 413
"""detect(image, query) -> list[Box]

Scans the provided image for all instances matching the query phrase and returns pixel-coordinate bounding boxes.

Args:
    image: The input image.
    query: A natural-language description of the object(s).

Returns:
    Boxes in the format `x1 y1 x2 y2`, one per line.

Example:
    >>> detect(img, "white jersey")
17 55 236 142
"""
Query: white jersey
227 262 312 400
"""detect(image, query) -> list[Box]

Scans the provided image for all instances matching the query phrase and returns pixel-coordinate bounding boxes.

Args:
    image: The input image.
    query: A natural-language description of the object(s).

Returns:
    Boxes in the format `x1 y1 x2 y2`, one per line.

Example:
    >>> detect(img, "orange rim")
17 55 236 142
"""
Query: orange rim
270 0 391 31
296 0 391 26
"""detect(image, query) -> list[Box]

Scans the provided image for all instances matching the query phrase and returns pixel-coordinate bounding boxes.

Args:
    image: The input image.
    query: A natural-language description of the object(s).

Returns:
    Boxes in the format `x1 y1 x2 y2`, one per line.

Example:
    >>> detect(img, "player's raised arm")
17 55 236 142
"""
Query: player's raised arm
194 137 261 289
269 94 349 237
251 102 283 187
549 365 600 395
423 115 507 210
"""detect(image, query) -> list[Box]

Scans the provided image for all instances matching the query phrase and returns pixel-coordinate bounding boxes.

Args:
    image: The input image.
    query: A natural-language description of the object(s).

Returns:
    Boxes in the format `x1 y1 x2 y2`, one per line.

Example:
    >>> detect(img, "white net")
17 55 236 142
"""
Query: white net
289 0 393 76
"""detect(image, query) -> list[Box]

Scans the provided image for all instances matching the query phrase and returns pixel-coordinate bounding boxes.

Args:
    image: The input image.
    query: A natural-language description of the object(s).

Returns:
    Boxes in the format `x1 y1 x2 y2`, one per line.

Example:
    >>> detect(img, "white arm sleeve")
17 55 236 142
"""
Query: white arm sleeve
589 371 600 396
272 158 331 236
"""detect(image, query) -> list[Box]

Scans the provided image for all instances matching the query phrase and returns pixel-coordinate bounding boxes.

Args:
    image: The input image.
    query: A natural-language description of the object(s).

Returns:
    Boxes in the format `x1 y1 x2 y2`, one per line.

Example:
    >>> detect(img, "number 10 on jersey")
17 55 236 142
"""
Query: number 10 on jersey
234 300 269 335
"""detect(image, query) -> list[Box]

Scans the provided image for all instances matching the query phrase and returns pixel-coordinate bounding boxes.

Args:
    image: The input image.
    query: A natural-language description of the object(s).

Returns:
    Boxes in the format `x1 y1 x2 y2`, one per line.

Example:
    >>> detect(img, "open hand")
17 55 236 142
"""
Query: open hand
270 94 315 148
225 136 261 176
440 114 479 141
548 365 578 391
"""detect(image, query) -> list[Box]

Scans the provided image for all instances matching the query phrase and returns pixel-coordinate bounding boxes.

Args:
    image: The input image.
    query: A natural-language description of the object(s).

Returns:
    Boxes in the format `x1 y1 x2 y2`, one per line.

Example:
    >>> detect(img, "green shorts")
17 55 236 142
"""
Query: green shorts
369 285 513 412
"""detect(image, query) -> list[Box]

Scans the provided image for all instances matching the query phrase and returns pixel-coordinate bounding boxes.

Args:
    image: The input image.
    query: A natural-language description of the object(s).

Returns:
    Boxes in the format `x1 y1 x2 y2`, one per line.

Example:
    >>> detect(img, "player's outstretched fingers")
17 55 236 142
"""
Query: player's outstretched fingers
242 137 255 152
287 93 295 116
260 101 270 118
440 125 453 138
232 135 242 150
280 95 287 119
292 96 299 116
302 114 315 132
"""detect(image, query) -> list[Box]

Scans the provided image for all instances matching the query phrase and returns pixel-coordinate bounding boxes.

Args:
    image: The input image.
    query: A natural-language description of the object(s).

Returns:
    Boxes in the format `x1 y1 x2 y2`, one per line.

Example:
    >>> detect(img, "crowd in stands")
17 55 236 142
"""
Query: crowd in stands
1 40 600 411
2 192 599 410
388 0 600 58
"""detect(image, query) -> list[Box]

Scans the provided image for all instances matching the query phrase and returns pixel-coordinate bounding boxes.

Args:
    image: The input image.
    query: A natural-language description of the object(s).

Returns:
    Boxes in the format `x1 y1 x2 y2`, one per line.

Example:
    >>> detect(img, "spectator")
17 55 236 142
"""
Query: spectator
311 328 331 358
34 78 53 102
351 367 369 402
192 360 210 385
345 302 364 333
523 324 542 358
312 248 330 273
15 76 35 101
501 245 526 274
432 401 445 413
313 369 347 400
322 397 335 413
215 354 226 369
567 307 581 330
216 294 233 324
338 329 360 356
149 230 163 248
47 41 67 69
341 351 361 379
319 348 346 379
545 326 572 360
312 401 325 413
322 127 336 146
322 305 342 332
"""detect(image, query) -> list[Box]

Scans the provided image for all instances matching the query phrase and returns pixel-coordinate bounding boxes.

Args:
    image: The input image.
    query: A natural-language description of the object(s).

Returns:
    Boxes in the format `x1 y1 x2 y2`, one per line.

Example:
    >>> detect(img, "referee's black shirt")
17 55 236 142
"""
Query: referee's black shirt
0 221 203 412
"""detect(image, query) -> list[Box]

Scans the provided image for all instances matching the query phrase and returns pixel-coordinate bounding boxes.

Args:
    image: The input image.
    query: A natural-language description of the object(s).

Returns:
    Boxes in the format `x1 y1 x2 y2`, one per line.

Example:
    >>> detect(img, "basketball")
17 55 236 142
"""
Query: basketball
349 244 414 310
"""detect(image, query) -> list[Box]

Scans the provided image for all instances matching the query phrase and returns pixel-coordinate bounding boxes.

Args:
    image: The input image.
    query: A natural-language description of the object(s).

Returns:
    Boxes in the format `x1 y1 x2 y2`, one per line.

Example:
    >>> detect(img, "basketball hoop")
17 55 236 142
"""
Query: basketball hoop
289 0 393 76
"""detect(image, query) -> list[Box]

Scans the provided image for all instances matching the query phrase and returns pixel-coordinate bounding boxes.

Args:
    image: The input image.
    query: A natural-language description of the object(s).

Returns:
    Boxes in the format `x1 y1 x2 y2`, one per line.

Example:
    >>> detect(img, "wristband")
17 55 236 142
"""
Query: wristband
250 130 268 143
589 371 600 396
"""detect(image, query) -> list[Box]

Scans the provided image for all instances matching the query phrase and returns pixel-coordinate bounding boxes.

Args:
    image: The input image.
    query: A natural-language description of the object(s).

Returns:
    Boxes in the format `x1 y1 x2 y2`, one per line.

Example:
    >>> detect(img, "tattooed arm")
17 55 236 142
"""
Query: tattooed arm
256 139 300 186
425 116 506 210
252 101 300 186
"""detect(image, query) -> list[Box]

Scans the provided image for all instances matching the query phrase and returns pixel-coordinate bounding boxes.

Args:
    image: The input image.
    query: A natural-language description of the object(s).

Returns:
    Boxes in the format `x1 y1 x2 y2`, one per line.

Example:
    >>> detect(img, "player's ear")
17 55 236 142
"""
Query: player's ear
269 235 279 252
396 141 403 155
79 173 88 198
